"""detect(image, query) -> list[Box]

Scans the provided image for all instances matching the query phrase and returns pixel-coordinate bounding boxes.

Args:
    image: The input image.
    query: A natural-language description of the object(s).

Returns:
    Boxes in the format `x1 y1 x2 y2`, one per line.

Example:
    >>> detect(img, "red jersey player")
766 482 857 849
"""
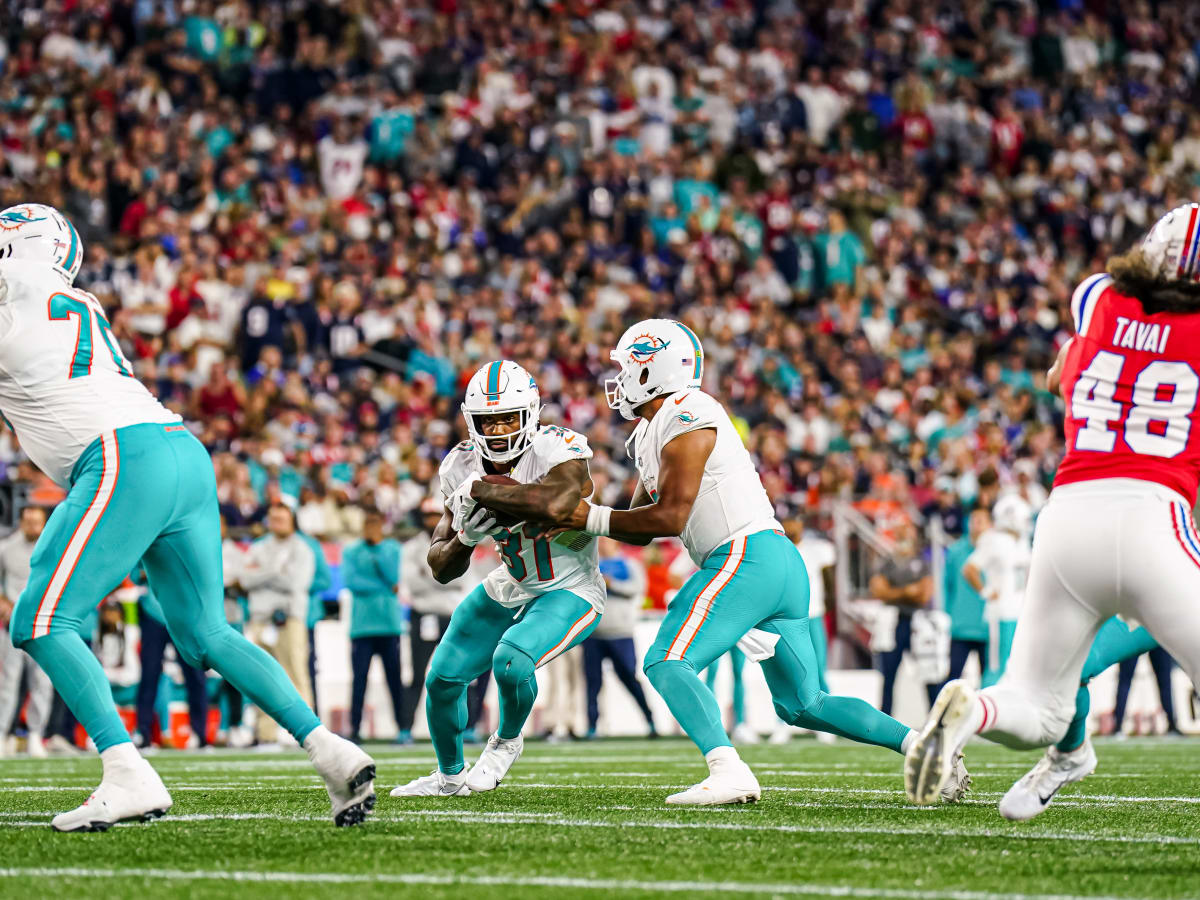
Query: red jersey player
905 203 1200 809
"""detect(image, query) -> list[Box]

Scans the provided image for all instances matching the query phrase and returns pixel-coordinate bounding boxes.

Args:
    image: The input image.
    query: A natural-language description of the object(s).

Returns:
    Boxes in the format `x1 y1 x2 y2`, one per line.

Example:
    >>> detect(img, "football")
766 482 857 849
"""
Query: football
479 473 523 528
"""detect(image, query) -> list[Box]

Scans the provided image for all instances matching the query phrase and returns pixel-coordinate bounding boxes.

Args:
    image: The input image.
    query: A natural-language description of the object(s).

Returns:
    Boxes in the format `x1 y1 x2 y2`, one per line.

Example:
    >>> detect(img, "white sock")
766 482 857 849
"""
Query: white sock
301 724 334 753
705 745 740 771
100 741 144 774
901 730 915 754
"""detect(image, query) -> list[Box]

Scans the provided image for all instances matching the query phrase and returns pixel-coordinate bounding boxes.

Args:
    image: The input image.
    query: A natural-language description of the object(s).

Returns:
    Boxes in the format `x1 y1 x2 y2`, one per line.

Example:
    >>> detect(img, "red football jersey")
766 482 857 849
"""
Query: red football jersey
1056 273 1200 504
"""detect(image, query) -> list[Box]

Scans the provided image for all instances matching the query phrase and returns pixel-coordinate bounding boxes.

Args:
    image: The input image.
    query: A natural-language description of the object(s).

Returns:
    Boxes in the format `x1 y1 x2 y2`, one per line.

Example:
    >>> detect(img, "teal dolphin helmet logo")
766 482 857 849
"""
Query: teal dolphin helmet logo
627 334 670 363
0 207 48 231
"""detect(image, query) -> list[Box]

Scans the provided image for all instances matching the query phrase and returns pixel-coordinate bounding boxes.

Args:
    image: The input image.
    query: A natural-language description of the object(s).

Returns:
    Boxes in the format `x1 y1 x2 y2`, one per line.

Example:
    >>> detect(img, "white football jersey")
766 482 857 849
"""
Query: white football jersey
628 389 781 566
0 261 178 486
966 527 1031 621
439 424 606 613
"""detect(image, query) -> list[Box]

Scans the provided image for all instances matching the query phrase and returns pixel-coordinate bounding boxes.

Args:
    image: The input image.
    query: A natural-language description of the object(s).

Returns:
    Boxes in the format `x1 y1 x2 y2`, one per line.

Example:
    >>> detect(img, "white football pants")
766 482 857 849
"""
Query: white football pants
978 478 1200 748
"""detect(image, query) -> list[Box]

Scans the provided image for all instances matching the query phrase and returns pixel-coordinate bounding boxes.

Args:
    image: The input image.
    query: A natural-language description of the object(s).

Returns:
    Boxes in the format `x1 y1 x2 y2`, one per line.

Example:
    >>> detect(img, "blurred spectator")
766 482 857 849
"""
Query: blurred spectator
582 539 656 739
399 496 492 743
0 505 51 757
1112 649 1181 737
300 526 333 715
941 509 991 689
132 567 209 749
869 521 937 715
218 515 251 747
240 502 316 743
343 508 403 743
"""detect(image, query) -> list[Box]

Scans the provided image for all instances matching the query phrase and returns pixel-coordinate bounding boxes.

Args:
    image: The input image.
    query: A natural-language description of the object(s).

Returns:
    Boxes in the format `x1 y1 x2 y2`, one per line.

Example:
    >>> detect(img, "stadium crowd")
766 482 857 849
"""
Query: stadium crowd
2 0 1200 745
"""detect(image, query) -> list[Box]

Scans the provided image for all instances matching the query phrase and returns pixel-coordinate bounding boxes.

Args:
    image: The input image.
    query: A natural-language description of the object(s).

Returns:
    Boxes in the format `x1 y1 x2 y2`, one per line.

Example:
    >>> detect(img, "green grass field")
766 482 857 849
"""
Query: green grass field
0 736 1197 899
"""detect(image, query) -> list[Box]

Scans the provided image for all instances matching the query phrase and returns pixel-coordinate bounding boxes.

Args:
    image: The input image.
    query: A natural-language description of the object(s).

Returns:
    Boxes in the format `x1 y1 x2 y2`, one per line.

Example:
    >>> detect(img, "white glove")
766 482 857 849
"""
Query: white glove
448 475 482 531
458 505 500 547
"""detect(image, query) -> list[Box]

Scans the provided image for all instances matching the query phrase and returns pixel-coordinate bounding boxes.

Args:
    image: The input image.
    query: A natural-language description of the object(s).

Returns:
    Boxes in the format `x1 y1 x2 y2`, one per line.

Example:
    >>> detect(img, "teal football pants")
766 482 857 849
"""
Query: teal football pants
644 529 910 756
10 423 319 752
425 584 599 774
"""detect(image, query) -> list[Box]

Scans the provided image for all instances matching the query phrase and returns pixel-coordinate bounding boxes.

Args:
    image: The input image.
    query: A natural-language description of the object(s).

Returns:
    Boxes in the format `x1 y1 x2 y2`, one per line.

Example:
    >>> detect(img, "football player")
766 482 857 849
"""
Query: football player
906 203 1200 808
0 204 373 831
391 361 605 797
550 319 970 805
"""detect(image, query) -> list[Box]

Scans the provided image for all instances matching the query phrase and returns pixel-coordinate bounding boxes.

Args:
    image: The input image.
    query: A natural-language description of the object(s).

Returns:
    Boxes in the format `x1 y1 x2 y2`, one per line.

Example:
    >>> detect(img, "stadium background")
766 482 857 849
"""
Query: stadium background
0 0 1198 745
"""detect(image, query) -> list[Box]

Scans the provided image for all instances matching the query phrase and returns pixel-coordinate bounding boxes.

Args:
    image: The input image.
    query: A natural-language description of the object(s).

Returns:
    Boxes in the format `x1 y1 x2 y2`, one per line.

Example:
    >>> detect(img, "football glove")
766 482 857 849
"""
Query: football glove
459 505 500 547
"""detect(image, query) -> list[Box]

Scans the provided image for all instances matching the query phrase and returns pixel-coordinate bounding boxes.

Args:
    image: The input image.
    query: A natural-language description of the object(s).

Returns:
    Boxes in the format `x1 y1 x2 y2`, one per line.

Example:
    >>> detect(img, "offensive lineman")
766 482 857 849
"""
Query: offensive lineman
391 361 605 797
0 204 374 830
907 203 1200 808
550 319 970 805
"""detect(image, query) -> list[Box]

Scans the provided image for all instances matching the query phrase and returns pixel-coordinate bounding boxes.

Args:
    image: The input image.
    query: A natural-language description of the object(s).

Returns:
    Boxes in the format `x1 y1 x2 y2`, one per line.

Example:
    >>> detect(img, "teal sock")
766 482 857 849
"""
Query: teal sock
1056 685 1090 753
23 632 130 752
645 659 731 754
201 626 320 743
792 692 911 754
493 642 537 740
425 676 467 775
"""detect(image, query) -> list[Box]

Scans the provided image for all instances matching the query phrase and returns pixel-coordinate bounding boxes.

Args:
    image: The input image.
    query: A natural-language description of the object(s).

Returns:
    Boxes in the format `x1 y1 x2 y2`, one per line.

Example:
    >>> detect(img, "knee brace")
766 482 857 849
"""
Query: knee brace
492 641 535 689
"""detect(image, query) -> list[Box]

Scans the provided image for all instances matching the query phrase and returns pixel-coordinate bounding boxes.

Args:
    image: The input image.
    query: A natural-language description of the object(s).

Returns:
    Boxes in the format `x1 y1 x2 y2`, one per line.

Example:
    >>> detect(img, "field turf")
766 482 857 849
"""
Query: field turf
0 736 1197 899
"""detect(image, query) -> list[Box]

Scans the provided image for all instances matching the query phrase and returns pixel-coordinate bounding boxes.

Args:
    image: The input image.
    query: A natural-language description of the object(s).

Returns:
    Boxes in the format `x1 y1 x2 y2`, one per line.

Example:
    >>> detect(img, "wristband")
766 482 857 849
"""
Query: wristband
585 504 613 537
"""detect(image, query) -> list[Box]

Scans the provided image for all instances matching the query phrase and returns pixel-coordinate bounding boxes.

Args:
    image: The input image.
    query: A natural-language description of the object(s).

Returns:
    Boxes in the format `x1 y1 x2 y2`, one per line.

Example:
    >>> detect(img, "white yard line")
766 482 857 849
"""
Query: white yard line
1 809 1196 846
0 866 1169 900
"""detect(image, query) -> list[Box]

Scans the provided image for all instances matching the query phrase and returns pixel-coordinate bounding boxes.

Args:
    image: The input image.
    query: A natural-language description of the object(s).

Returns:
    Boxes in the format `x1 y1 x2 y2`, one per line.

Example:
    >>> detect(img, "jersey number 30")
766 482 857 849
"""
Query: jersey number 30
48 291 132 379
1072 350 1199 457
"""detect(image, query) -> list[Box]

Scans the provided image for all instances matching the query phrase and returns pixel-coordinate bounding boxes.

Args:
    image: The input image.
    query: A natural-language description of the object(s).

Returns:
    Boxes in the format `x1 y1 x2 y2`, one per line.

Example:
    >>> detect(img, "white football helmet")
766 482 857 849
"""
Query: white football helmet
1142 203 1200 282
992 493 1032 539
0 203 84 284
605 319 704 420
462 360 541 464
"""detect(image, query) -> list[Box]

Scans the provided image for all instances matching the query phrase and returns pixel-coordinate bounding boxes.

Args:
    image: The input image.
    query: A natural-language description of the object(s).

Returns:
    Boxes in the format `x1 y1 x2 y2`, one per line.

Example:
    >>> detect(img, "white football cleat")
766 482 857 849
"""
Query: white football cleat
51 759 172 832
999 739 1097 821
666 758 761 806
905 679 978 806
939 751 972 803
466 733 524 792
304 727 376 827
390 768 471 798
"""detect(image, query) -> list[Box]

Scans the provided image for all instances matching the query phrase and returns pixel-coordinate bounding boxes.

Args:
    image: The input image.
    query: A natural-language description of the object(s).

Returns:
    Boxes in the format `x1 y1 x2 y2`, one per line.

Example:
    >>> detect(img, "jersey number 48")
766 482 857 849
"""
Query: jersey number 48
1072 349 1198 457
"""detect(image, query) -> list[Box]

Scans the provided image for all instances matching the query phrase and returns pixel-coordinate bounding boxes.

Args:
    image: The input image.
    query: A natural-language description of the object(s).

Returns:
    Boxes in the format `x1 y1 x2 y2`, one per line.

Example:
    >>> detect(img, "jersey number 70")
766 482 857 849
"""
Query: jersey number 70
1072 349 1198 457
48 290 133 379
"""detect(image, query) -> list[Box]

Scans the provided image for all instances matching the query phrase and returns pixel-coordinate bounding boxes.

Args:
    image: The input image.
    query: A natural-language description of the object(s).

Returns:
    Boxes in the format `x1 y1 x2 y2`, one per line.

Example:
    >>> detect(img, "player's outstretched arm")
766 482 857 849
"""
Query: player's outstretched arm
1047 336 1073 397
427 507 476 584
553 428 716 544
470 459 590 523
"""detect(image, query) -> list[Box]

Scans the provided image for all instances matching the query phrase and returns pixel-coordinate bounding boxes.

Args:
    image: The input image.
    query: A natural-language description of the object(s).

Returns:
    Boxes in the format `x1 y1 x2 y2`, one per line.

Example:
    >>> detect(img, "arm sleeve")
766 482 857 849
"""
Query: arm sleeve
1070 273 1112 339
